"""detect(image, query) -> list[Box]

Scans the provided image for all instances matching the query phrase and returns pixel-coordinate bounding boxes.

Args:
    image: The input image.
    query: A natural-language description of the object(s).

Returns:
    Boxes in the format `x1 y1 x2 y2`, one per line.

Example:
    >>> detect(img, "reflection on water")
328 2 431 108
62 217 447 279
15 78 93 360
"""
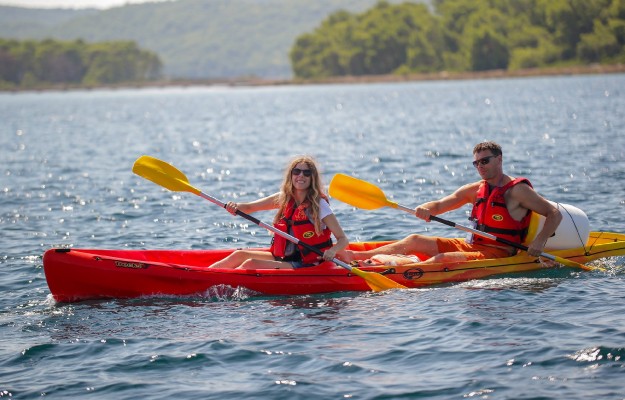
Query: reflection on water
269 295 355 320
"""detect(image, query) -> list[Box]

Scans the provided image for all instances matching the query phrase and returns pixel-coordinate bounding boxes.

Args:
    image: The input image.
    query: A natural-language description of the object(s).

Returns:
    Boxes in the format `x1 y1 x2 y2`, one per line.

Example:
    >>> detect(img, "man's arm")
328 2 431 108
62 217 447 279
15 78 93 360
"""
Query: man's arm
415 182 480 221
511 184 562 256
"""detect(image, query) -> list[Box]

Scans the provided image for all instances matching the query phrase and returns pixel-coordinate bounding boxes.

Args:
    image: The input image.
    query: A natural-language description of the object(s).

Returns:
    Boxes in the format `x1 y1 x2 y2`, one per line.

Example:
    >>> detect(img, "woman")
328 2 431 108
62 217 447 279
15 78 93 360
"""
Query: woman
209 156 349 269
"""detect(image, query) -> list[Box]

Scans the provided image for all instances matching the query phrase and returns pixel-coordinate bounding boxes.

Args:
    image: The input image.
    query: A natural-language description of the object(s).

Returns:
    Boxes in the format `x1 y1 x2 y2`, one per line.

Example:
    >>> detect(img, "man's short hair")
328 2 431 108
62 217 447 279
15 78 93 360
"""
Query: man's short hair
473 141 502 157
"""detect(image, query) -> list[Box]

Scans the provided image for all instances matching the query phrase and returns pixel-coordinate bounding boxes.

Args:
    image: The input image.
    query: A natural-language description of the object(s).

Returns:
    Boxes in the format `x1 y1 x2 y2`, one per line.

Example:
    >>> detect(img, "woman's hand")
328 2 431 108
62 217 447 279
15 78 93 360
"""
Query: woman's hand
225 201 238 215
321 247 338 261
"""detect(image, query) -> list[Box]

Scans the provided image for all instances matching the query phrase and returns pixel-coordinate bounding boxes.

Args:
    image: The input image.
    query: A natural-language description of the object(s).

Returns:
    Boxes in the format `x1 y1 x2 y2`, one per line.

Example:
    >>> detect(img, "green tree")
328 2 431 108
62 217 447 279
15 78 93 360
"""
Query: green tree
470 28 510 70
290 10 354 78
0 40 20 85
290 1 444 78
84 41 156 84
33 39 86 83
537 0 612 59
0 38 161 88
577 19 621 61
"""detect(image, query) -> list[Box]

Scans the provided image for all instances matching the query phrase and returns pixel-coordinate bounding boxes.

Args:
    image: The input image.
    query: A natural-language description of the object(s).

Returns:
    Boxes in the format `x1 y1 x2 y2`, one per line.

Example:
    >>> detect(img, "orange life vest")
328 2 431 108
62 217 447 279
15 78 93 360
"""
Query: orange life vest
469 178 532 246
270 199 333 266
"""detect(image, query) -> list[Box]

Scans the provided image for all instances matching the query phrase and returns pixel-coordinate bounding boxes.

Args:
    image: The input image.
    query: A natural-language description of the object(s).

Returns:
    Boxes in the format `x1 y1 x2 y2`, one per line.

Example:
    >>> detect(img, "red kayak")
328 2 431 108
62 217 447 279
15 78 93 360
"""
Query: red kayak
42 231 625 303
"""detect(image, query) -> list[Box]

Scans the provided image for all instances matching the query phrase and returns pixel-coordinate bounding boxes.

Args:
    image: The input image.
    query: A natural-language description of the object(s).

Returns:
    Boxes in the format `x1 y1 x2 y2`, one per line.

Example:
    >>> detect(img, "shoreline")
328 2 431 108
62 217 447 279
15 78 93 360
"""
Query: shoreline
2 63 624 93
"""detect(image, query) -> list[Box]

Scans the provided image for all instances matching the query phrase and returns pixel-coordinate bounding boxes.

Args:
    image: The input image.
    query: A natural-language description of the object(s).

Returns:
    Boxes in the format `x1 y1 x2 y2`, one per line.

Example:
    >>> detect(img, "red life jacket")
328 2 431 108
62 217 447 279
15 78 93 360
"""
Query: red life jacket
469 178 533 246
270 199 333 266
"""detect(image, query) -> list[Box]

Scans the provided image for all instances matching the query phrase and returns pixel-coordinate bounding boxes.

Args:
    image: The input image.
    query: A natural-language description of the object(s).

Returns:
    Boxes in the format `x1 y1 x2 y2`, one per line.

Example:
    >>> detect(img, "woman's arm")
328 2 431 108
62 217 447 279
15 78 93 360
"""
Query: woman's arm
320 213 349 261
225 192 280 214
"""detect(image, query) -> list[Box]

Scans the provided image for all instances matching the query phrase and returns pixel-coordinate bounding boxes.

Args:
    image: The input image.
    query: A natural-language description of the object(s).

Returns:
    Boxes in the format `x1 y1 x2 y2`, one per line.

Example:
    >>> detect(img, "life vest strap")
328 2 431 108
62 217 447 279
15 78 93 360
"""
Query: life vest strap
300 239 333 256
477 224 528 238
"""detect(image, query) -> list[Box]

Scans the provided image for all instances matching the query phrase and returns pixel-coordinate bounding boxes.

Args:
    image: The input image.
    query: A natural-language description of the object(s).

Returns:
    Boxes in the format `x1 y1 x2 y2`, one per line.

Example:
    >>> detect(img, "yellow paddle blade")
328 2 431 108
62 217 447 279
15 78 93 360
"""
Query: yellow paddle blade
553 255 604 272
350 266 407 291
329 173 398 210
132 155 201 195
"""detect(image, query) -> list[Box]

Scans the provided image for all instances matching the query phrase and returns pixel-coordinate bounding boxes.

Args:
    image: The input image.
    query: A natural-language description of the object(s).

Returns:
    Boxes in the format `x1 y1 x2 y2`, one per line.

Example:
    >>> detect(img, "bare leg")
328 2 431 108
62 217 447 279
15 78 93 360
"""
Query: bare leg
338 234 440 263
423 251 470 264
237 258 295 270
208 250 275 269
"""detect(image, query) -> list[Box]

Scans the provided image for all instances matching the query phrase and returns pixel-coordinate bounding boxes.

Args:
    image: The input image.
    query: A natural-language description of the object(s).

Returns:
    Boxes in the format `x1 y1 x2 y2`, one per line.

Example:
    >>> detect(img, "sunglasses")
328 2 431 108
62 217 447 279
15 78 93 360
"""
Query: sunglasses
472 155 497 168
292 168 312 177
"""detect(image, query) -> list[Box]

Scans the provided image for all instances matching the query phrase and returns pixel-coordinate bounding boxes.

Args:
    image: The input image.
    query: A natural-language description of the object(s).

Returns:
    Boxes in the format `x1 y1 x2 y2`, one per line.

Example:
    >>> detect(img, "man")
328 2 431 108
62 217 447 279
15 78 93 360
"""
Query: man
340 141 562 264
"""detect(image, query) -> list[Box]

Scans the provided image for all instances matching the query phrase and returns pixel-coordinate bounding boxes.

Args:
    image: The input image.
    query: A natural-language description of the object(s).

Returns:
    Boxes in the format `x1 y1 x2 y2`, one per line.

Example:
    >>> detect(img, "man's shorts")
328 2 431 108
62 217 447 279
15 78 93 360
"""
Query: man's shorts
436 237 515 260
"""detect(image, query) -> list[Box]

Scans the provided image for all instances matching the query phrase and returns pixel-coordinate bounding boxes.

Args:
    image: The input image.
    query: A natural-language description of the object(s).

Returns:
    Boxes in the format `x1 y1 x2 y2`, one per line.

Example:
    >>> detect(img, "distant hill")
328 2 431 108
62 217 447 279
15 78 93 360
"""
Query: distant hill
0 0 416 79
0 6 98 36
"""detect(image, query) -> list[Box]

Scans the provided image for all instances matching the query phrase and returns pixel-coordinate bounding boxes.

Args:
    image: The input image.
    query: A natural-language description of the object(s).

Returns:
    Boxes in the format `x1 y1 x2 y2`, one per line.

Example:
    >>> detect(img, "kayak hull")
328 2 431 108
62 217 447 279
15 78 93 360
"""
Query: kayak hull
43 231 625 303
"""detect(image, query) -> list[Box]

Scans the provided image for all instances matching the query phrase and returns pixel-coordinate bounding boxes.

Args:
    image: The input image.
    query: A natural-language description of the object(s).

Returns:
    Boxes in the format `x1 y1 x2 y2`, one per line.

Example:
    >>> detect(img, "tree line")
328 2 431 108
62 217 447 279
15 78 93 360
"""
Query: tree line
290 0 625 78
0 38 162 89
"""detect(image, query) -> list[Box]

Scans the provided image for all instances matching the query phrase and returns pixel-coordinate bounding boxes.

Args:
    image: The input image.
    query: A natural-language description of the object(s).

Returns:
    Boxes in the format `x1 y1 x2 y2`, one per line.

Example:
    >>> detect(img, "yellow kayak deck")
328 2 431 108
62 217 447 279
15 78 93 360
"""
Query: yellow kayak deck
354 231 625 287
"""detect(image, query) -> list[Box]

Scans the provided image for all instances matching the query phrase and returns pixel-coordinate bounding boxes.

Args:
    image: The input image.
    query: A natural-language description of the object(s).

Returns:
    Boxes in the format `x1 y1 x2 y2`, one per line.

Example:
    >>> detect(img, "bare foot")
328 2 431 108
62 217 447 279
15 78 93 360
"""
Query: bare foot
538 257 557 268
363 254 422 267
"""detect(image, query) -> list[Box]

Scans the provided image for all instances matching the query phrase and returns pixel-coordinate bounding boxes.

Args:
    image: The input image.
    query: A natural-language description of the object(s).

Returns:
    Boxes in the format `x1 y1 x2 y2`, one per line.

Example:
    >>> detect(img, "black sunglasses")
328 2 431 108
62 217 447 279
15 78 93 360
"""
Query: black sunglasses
292 168 312 177
472 155 497 168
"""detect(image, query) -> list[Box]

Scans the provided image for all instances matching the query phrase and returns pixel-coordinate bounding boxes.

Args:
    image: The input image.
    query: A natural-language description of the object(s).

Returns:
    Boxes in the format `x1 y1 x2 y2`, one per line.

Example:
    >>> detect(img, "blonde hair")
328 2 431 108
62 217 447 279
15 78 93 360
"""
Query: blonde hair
273 155 327 235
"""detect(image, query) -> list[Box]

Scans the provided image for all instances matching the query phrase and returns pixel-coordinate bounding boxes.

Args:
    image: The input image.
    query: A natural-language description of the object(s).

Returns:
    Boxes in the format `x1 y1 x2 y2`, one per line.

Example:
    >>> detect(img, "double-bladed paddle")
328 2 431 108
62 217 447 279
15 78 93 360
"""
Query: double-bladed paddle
328 173 595 271
132 156 406 292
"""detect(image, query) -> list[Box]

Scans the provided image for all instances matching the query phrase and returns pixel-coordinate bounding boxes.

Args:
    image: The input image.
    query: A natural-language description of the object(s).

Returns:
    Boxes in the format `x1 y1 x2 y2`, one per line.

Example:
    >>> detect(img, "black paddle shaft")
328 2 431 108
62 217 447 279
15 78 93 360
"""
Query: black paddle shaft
430 215 530 252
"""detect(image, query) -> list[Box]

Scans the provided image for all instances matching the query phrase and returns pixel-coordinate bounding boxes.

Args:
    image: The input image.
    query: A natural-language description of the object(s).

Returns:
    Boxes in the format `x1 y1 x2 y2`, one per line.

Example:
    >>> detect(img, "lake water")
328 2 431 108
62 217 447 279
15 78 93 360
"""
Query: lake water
1 75 625 399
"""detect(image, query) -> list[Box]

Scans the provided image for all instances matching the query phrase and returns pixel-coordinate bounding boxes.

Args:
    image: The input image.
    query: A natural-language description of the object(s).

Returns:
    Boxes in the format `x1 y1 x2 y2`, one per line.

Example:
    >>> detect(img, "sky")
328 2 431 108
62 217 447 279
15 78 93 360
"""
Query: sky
0 0 169 8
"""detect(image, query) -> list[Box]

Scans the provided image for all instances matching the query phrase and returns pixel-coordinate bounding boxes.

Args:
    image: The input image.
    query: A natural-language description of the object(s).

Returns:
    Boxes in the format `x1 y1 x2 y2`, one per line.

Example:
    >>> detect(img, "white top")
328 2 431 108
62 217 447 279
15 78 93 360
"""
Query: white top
303 198 333 229
319 198 333 222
